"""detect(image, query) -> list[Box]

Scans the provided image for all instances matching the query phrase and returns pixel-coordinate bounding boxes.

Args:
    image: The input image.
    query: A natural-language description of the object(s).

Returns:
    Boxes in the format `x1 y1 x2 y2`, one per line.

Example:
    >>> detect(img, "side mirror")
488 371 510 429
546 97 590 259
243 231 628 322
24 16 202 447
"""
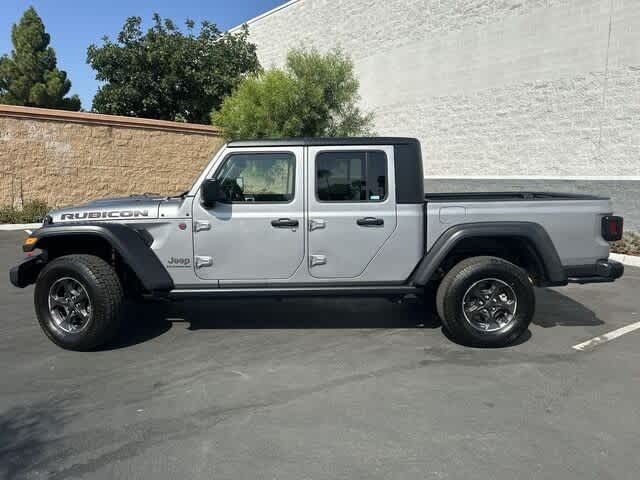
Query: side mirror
201 179 224 207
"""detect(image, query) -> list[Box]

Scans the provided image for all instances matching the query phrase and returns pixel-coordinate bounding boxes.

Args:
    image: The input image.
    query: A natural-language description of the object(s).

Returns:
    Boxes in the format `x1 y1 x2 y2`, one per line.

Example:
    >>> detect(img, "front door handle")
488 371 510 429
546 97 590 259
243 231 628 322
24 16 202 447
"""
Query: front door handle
271 218 299 228
357 217 384 227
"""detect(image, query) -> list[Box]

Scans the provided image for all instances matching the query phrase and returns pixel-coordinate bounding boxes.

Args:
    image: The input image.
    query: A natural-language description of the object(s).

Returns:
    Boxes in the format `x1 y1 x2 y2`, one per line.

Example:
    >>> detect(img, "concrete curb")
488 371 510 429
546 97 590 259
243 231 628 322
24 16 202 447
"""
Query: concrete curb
610 252 640 268
0 223 41 231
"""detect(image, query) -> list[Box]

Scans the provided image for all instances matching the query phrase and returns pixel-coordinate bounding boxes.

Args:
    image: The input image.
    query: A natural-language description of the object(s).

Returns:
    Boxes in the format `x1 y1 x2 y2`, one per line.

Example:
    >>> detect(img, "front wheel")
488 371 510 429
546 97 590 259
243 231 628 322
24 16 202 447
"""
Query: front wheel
34 254 123 351
436 256 535 347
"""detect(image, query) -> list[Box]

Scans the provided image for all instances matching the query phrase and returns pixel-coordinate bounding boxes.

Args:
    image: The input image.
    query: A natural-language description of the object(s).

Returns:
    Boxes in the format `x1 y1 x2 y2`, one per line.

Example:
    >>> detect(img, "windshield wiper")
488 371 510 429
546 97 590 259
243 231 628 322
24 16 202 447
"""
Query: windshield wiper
167 190 190 199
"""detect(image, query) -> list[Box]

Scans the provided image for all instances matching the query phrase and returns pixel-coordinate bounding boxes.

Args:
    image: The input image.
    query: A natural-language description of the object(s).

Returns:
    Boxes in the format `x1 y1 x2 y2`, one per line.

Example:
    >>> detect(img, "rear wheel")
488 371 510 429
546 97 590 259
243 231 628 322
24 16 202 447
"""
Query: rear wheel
34 254 123 351
436 256 535 347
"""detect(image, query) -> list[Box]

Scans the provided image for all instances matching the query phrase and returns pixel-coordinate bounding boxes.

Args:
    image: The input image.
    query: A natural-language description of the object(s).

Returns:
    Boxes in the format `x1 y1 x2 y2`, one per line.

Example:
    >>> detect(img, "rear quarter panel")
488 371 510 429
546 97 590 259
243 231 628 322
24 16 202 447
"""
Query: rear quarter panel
426 199 613 266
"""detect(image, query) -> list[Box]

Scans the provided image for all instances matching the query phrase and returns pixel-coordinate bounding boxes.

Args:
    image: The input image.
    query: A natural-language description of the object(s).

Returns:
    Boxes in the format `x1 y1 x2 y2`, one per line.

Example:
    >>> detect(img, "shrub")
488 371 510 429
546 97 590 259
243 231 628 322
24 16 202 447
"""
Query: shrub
0 200 50 224
610 231 640 256
212 47 373 138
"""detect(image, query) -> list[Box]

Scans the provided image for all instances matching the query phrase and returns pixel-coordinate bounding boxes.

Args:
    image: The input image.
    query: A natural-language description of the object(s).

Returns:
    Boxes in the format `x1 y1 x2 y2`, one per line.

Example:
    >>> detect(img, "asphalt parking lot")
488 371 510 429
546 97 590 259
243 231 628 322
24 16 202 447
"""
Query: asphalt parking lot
1 230 639 480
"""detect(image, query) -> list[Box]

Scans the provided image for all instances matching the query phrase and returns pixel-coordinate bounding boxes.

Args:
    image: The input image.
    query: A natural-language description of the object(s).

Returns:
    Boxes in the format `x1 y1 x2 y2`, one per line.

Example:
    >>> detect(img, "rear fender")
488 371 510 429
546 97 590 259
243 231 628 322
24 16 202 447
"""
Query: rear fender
410 221 567 286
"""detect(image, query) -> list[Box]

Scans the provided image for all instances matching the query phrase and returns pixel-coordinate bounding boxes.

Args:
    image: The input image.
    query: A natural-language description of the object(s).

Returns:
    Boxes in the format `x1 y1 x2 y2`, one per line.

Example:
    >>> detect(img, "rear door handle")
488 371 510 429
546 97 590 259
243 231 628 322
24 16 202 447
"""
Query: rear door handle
357 217 384 227
271 218 299 228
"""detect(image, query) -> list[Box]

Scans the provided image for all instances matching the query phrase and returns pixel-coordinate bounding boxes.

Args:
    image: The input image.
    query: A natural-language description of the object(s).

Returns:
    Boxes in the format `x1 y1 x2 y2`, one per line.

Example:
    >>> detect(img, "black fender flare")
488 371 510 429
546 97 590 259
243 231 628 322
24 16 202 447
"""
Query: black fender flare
409 221 567 286
24 223 174 292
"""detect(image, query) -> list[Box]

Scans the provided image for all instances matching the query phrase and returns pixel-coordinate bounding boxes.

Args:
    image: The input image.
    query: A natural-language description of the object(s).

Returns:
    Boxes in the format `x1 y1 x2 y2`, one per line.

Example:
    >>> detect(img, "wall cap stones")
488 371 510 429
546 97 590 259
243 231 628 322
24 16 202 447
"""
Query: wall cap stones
0 104 221 136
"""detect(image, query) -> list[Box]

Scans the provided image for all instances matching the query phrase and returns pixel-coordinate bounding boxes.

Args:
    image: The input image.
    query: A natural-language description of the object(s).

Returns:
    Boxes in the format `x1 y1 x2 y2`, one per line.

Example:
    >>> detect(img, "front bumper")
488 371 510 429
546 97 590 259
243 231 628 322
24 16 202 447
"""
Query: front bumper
566 259 624 284
9 253 46 288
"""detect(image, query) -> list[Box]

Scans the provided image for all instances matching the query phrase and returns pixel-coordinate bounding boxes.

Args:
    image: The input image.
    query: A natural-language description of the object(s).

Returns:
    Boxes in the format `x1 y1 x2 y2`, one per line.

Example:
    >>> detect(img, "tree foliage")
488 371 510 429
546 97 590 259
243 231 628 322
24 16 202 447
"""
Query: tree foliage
87 15 259 124
212 48 374 138
0 7 80 110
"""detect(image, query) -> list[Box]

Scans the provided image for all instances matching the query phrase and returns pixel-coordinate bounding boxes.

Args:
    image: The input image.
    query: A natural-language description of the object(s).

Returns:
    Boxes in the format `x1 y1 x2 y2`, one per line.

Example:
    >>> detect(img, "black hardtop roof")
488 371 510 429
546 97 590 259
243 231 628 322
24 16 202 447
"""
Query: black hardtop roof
227 137 420 148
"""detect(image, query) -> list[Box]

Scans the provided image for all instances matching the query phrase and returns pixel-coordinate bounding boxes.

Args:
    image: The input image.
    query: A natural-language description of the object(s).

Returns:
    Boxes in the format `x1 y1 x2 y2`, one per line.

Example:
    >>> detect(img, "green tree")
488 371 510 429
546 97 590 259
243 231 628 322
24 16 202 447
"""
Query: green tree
87 15 259 124
0 7 80 110
212 48 373 138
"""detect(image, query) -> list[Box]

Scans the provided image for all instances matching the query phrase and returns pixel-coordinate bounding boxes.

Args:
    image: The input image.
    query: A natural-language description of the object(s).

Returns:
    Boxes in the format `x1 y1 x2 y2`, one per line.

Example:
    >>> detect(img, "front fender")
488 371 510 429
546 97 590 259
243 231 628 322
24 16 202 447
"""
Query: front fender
22 223 174 292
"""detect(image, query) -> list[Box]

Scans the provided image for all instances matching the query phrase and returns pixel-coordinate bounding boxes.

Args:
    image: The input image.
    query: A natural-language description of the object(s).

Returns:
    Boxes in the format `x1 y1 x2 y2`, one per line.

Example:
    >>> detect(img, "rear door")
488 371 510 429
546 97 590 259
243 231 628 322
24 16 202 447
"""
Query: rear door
192 147 304 281
307 145 397 279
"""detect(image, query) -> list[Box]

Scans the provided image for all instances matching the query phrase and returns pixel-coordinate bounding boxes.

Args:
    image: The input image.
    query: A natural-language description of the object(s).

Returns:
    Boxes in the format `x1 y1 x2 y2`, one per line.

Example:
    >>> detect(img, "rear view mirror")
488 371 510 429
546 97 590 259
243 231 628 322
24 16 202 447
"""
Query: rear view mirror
201 179 225 207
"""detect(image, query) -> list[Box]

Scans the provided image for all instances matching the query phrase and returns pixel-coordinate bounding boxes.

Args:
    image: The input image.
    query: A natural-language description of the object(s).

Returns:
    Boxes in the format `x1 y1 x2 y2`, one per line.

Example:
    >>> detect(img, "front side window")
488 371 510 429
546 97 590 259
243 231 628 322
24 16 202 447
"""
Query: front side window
214 152 295 203
316 150 387 202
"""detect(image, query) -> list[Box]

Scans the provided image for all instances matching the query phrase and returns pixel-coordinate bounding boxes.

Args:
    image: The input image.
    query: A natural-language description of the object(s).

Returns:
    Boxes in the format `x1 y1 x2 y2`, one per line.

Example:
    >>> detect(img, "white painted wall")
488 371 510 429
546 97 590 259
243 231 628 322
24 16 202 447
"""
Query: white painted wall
232 0 640 178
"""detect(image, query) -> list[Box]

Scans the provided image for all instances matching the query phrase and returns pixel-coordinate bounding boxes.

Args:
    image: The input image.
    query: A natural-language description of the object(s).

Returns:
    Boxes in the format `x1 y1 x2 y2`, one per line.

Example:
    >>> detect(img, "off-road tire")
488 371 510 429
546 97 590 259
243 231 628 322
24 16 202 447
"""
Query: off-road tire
34 254 123 351
436 256 535 347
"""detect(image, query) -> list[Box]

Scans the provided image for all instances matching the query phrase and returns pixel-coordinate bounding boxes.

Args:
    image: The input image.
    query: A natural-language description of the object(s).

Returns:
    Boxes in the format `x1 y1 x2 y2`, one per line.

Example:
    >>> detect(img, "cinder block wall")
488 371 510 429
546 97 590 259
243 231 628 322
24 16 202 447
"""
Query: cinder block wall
0 105 224 208
232 0 640 228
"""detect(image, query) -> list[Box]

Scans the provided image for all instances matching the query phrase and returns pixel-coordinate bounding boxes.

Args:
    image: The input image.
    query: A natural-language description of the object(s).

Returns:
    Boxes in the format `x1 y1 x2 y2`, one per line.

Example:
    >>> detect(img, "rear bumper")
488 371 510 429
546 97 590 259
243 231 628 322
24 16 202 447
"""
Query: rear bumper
566 259 624 284
9 254 46 288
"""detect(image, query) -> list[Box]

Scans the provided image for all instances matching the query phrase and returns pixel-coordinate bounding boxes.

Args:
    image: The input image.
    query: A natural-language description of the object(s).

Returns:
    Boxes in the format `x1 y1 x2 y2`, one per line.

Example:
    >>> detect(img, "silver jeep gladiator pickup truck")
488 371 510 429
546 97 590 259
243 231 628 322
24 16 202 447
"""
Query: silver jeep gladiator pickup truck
10 137 624 350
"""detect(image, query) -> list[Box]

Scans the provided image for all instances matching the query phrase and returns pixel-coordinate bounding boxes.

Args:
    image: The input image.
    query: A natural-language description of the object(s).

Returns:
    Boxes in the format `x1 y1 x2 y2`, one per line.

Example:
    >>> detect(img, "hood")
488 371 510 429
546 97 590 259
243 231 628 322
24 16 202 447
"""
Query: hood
49 195 163 224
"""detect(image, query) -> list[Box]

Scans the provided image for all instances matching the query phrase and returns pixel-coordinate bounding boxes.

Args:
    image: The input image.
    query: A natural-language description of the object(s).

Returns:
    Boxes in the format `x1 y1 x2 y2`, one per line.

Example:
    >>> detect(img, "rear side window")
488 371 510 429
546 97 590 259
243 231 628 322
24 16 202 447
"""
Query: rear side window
214 152 295 203
316 151 387 202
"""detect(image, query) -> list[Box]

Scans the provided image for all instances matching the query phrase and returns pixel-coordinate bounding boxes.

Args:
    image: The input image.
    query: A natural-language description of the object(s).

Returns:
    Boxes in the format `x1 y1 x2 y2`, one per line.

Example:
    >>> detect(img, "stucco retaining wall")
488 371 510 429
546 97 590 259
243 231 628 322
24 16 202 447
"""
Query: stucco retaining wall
0 105 224 208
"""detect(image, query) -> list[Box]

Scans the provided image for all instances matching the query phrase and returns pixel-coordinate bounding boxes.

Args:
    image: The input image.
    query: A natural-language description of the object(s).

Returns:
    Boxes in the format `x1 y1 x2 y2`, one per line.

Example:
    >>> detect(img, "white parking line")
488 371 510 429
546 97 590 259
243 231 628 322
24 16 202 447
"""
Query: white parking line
572 321 640 351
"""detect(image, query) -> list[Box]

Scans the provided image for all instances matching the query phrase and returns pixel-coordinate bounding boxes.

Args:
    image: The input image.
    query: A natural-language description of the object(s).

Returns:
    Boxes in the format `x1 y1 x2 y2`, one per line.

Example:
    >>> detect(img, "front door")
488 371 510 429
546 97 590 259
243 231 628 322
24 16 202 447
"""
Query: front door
307 145 397 279
192 147 304 281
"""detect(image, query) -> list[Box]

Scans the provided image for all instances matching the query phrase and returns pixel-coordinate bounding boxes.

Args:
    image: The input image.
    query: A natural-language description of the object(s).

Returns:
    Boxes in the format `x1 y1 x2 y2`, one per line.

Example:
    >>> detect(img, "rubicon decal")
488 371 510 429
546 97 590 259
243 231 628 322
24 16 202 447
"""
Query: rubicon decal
60 210 150 220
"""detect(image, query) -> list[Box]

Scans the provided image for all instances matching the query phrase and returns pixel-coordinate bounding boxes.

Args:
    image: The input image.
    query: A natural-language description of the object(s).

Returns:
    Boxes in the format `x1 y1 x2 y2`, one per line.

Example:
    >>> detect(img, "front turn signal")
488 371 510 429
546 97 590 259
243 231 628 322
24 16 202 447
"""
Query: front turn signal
23 236 38 251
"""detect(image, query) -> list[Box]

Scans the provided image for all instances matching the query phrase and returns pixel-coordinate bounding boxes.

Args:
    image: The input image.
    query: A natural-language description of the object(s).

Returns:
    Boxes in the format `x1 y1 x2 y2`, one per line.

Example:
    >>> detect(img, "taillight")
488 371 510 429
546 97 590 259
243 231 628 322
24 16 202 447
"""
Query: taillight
602 215 623 241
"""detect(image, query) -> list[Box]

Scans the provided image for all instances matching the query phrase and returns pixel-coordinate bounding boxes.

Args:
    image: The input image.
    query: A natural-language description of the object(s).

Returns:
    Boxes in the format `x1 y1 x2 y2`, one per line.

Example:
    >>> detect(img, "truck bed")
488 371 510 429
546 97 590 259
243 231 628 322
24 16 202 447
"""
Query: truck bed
423 191 613 267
